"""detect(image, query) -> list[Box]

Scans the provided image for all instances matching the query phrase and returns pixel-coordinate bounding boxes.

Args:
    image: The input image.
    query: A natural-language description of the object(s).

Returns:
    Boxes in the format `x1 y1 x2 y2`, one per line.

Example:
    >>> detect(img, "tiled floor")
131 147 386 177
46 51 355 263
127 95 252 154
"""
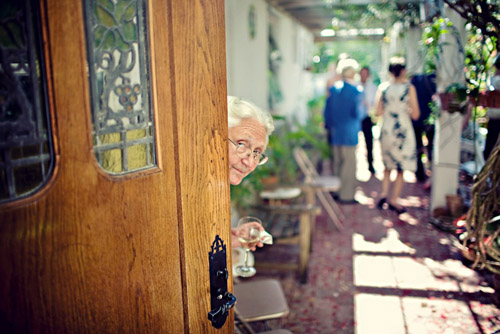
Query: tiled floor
247 133 499 334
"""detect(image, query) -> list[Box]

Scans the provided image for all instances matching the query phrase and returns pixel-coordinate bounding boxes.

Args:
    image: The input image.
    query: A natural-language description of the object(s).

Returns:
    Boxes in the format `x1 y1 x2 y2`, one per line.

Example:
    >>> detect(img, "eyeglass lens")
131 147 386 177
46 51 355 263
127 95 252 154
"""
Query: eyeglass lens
237 145 267 163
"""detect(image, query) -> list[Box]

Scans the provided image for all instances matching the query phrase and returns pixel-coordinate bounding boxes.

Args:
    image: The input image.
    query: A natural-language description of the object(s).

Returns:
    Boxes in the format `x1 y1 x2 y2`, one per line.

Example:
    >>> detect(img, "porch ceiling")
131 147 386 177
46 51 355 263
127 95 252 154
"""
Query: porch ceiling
266 0 425 41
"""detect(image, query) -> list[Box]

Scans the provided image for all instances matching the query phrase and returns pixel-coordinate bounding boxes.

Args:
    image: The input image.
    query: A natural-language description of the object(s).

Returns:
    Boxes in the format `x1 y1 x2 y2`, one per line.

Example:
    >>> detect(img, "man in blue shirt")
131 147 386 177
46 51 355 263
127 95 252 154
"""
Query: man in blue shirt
324 58 364 203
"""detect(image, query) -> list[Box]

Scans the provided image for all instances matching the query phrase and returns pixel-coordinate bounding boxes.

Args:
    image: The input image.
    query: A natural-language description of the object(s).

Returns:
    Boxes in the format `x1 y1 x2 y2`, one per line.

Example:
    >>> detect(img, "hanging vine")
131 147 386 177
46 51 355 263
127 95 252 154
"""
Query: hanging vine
464 144 500 274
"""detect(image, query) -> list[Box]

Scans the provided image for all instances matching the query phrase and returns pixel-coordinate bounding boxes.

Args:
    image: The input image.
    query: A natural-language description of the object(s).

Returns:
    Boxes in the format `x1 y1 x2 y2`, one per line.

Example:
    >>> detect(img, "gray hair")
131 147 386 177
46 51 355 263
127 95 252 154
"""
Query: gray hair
227 96 274 142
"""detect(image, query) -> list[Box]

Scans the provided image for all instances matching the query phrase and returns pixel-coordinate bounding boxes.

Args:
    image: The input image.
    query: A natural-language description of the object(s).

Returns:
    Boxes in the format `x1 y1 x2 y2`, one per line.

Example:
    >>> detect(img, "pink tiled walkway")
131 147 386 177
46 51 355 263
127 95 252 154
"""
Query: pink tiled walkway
250 133 500 334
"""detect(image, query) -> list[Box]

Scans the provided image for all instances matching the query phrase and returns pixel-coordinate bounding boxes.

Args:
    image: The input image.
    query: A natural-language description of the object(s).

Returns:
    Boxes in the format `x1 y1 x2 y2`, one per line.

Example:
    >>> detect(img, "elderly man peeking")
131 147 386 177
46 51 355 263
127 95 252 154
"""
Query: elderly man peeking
227 96 274 249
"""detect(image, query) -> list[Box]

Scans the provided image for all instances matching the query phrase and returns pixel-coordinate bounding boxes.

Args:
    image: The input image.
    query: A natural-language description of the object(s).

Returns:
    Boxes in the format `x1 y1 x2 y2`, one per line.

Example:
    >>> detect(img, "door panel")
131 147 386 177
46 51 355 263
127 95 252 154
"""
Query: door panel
169 0 232 332
0 0 232 333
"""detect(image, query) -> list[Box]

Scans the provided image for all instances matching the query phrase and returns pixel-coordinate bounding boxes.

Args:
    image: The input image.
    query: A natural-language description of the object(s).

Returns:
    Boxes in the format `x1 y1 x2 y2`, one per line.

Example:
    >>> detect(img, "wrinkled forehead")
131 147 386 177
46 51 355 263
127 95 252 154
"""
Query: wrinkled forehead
229 118 267 148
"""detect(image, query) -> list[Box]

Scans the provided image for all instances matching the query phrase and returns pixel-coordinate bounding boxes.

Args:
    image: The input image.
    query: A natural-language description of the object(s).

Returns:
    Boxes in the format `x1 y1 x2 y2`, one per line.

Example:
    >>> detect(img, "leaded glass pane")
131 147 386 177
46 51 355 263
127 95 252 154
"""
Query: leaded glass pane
83 0 156 174
0 0 54 204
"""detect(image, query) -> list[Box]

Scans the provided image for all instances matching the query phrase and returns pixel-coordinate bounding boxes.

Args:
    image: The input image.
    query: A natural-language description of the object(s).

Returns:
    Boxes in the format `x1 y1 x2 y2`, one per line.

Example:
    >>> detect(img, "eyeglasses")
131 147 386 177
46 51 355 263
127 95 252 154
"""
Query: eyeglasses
228 138 268 165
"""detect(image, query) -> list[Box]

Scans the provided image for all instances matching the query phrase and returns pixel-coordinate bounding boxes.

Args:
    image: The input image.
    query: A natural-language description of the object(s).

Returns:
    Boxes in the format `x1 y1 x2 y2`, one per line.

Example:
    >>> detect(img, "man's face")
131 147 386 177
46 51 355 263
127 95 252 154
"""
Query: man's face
228 118 267 185
360 68 370 83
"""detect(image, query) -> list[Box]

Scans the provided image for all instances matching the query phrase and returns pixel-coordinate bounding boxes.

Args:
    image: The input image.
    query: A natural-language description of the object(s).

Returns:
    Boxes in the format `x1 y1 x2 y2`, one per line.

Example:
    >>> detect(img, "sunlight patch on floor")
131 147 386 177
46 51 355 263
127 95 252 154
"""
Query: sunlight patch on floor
356 294 487 334
353 232 493 293
353 230 496 334
353 229 416 254
355 294 406 334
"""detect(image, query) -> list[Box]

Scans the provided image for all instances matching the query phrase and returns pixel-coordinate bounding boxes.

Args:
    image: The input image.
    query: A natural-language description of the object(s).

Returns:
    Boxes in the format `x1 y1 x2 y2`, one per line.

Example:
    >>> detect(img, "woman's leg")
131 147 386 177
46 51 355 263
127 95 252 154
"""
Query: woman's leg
381 169 391 198
389 171 404 205
377 169 392 208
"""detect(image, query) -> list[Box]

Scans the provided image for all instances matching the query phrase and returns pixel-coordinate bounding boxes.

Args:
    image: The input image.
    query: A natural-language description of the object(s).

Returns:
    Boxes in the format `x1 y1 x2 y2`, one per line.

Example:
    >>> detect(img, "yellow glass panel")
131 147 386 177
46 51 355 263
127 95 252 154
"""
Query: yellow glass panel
99 133 121 144
101 148 122 173
126 128 146 140
127 144 147 170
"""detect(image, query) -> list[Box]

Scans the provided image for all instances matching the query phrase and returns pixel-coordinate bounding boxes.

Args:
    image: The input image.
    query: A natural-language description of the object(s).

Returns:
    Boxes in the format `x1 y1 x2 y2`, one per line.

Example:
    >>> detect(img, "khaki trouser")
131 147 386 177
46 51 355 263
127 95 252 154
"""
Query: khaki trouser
332 145 357 201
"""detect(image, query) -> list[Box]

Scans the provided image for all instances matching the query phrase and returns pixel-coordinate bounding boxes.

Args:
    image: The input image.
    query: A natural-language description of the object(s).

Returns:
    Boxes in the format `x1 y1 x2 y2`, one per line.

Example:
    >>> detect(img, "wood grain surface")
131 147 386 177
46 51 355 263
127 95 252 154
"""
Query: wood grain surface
0 0 232 333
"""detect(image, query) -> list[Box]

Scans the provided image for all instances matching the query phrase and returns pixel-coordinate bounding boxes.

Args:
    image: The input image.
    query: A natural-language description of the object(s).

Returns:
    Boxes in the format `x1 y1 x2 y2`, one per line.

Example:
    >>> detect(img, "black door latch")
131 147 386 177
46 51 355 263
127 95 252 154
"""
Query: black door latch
208 235 236 329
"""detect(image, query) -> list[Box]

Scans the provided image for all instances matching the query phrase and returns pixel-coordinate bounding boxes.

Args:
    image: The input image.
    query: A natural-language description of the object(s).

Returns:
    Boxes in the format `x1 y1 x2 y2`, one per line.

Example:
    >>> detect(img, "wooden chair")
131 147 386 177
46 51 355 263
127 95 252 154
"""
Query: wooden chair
293 147 344 230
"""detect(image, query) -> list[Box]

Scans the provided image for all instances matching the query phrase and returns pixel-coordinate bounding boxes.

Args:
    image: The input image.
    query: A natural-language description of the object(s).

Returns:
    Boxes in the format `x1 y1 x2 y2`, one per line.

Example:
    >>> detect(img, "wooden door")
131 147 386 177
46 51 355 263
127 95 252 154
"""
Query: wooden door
0 0 232 333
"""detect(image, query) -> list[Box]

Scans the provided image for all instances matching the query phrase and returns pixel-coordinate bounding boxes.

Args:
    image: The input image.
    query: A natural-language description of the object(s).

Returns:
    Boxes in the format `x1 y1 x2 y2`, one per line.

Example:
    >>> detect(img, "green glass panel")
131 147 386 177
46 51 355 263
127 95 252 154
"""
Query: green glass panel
123 3 136 21
123 22 136 42
94 26 107 47
97 0 114 12
100 30 115 51
115 0 132 22
95 5 116 28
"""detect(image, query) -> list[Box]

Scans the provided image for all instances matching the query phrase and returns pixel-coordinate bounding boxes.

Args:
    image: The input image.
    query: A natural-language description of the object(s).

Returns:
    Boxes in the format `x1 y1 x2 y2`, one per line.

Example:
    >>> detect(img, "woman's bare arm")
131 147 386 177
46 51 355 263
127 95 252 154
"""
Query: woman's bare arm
408 84 420 121
375 89 384 117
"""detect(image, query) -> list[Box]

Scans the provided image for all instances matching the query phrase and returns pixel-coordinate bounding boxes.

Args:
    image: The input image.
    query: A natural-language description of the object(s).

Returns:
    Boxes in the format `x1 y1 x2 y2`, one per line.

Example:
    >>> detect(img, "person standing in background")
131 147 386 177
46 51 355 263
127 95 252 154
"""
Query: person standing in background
358 66 378 174
484 55 500 160
323 58 364 204
411 73 437 182
376 57 420 214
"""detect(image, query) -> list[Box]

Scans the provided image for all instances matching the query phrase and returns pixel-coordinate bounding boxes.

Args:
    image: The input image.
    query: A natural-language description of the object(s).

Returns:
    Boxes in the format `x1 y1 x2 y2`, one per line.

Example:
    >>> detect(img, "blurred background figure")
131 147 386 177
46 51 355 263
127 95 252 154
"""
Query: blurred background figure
323 58 364 204
358 66 378 174
376 57 420 214
484 55 500 160
411 73 437 182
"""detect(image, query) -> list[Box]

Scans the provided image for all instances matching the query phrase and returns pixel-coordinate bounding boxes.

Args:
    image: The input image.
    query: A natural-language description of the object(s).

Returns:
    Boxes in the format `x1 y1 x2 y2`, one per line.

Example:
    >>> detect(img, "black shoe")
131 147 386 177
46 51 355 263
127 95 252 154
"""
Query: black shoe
388 203 407 214
339 199 358 205
368 165 376 174
330 192 339 200
416 173 426 183
377 198 386 210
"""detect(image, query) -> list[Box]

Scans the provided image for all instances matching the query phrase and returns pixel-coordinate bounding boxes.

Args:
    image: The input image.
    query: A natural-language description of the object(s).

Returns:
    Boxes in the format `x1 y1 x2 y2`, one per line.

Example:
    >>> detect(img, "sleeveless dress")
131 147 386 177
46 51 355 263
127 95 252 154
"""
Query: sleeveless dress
379 82 417 172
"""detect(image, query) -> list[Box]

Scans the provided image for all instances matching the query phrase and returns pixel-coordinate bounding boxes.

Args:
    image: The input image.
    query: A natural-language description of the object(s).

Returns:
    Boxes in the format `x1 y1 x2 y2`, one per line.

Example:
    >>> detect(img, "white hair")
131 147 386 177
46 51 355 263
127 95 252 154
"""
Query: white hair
227 96 274 141
337 58 359 79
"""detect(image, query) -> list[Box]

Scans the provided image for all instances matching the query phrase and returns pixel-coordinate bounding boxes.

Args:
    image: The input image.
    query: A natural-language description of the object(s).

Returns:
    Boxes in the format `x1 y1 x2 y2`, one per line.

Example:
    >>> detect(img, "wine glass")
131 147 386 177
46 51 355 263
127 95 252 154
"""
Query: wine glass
235 216 262 277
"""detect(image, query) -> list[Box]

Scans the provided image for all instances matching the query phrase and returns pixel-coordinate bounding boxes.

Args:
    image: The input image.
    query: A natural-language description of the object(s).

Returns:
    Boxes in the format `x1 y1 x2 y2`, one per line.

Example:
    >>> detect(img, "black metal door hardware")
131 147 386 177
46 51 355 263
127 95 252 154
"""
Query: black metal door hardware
208 235 236 329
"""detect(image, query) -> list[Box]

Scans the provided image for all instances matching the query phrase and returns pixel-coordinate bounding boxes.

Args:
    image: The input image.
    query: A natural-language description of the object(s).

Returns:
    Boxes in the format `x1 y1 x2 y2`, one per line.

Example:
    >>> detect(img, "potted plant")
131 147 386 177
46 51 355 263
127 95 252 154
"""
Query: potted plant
439 82 469 113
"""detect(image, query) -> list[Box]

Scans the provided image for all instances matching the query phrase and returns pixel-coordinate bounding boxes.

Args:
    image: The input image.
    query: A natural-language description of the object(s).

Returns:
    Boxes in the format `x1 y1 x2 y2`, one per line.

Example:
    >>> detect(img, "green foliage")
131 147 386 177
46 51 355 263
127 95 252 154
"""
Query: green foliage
326 3 419 31
464 23 497 97
446 82 468 102
311 43 336 73
311 40 383 80
421 17 454 73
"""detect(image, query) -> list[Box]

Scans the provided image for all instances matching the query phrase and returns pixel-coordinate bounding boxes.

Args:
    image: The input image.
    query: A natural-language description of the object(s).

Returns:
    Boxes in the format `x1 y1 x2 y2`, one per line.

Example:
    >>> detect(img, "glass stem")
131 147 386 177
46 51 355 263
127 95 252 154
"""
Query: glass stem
243 249 249 269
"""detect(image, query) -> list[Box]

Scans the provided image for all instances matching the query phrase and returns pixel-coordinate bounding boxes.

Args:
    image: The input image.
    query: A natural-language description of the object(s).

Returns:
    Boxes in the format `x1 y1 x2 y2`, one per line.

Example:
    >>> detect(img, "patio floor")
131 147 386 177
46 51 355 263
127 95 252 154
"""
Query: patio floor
247 133 500 334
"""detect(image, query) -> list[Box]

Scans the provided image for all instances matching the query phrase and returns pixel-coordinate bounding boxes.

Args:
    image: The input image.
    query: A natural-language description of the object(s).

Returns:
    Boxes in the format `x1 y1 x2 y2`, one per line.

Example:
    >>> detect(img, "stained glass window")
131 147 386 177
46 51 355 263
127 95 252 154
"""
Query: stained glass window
83 0 156 174
0 0 54 204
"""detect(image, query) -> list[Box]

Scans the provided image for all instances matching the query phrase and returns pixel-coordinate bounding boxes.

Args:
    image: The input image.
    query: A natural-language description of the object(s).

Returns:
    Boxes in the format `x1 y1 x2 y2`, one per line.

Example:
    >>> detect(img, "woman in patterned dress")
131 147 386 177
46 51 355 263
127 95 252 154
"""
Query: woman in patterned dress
375 58 420 214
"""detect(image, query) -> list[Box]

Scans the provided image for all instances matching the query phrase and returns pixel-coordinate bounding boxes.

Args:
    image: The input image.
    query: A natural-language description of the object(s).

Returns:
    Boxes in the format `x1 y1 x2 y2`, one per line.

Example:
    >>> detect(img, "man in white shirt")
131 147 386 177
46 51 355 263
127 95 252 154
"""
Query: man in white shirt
359 66 378 174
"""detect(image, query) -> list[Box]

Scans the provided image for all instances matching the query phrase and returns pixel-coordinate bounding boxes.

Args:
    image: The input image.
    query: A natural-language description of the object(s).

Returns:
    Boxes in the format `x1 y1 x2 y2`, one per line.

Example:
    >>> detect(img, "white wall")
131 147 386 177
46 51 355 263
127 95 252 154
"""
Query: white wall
225 0 315 124
269 8 315 124
225 0 268 109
